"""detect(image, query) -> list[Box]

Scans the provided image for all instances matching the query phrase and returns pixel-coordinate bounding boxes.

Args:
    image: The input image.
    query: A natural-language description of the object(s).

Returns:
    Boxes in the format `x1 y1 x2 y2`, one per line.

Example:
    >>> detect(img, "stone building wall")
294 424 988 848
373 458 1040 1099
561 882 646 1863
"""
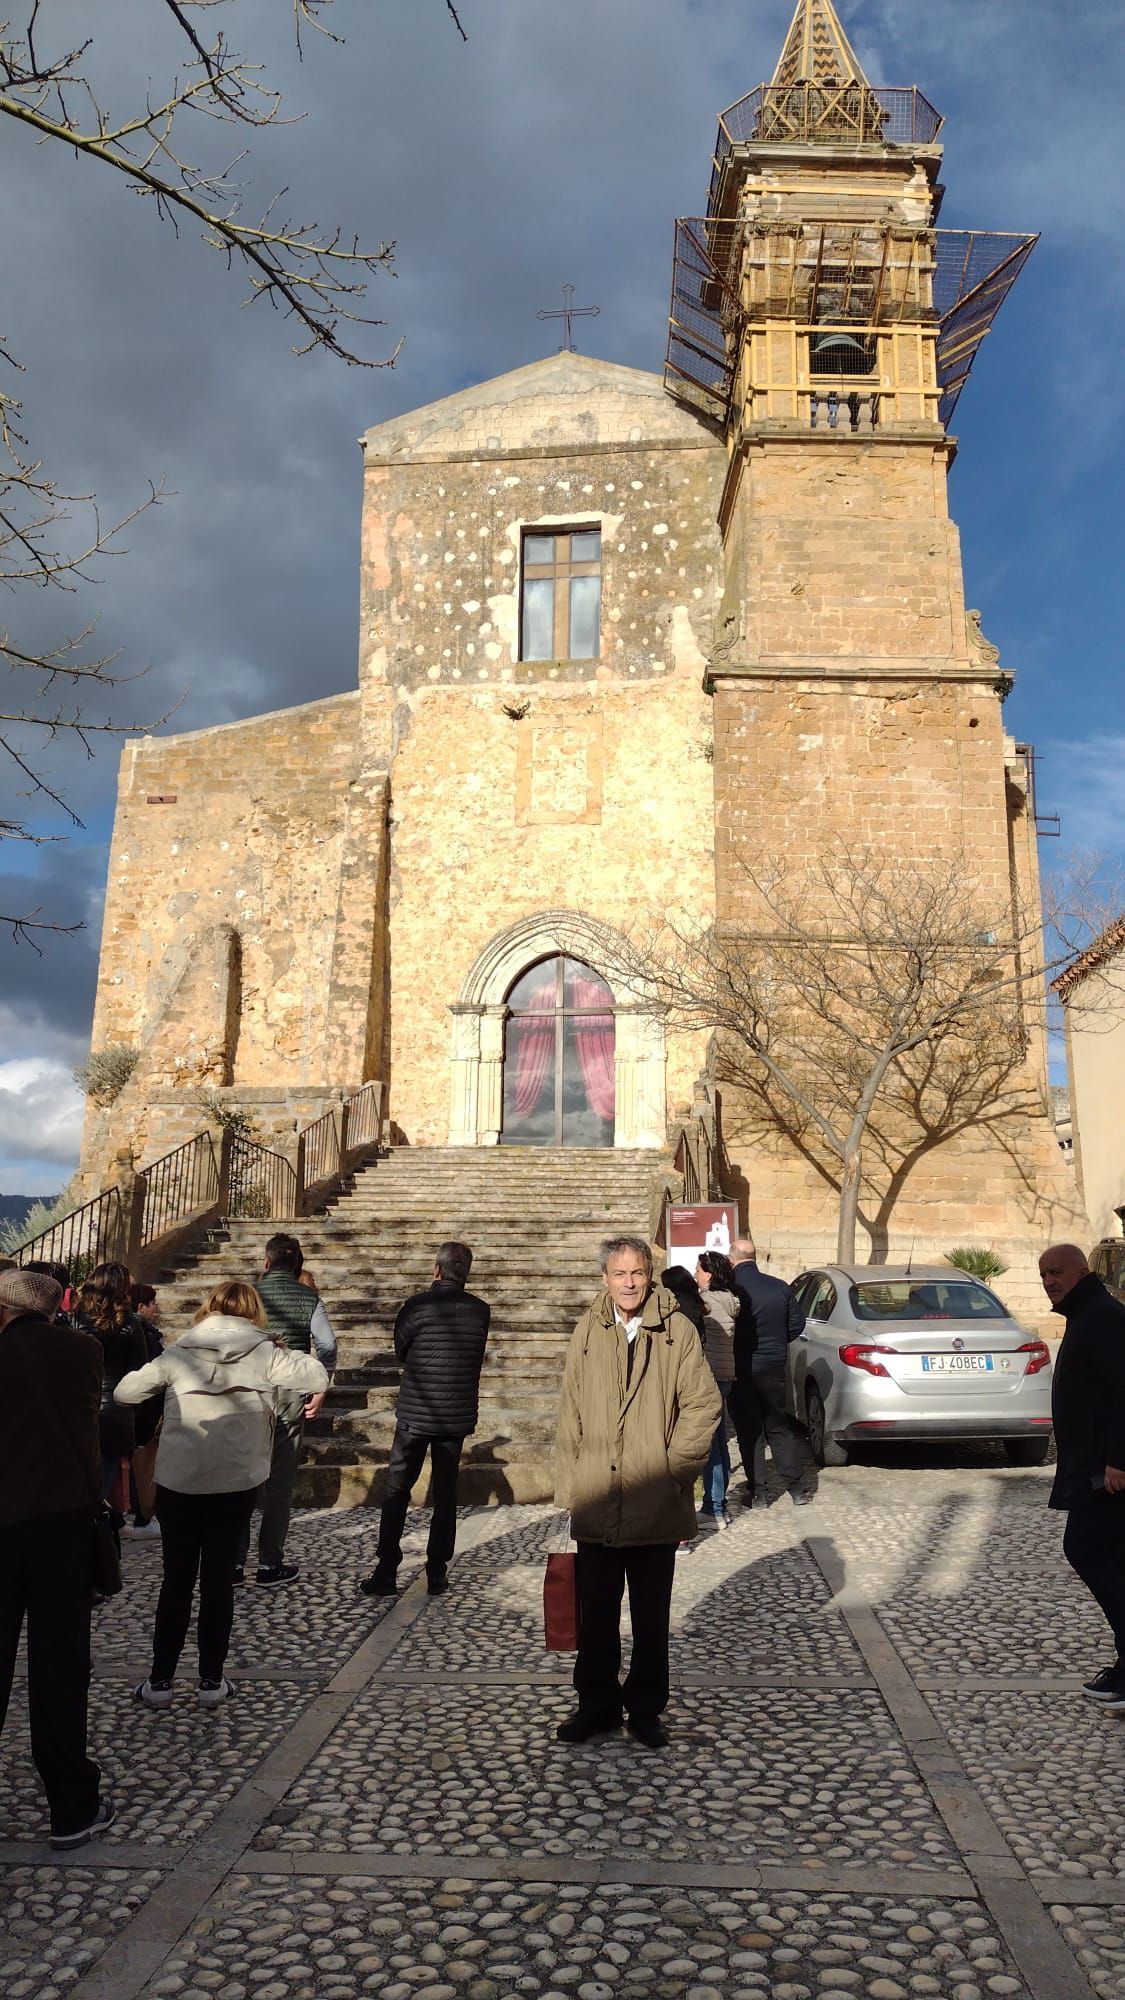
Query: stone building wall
81 691 386 1180
355 355 727 1146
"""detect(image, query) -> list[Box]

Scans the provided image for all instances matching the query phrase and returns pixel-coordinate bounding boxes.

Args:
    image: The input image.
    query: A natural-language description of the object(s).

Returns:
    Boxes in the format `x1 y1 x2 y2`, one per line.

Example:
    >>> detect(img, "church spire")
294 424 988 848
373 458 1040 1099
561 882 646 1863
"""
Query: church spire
769 0 872 90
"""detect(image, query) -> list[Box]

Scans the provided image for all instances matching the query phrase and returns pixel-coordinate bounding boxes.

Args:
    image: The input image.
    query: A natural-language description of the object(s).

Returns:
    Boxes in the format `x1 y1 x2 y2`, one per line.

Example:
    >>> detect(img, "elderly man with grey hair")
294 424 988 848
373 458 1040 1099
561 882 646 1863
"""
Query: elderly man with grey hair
0 1267 115 1848
554 1234 720 1749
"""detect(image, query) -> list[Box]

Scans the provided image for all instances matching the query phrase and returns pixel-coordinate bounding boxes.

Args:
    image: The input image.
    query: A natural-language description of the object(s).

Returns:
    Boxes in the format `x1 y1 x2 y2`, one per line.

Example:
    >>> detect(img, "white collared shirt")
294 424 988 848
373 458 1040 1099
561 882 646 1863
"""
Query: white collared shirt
613 1307 644 1344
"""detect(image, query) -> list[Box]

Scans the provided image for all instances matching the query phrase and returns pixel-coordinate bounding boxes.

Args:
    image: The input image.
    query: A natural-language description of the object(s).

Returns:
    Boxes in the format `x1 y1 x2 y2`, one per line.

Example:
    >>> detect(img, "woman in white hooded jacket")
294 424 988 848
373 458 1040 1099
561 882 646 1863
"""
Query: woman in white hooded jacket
115 1281 327 1709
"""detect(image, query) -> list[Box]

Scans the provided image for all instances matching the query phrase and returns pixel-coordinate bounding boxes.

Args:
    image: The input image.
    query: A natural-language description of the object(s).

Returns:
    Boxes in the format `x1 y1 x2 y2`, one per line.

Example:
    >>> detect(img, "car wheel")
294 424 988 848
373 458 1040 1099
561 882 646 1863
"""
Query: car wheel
1002 1437 1051 1466
806 1384 848 1468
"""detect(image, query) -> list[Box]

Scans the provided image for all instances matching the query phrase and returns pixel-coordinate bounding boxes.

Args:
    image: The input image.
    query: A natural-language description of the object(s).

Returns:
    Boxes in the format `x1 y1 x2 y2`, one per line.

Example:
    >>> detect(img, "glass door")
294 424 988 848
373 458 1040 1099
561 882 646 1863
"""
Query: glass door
501 955 615 1146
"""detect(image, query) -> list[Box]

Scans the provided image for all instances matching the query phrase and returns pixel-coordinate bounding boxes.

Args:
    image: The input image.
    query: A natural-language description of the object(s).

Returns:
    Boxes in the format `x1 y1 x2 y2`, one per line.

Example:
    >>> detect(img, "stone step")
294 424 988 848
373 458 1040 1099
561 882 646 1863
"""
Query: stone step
150 1141 676 1508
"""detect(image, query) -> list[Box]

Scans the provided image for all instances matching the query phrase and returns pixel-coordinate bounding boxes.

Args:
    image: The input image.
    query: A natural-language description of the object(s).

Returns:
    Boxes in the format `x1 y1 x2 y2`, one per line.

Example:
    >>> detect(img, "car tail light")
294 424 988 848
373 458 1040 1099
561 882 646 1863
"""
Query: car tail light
839 1343 893 1378
1017 1340 1051 1376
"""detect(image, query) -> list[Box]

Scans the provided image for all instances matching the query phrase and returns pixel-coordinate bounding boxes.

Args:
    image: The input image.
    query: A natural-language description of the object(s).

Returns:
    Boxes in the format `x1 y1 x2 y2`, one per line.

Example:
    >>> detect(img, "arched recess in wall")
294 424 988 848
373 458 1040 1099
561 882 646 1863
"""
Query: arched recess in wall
447 909 667 1147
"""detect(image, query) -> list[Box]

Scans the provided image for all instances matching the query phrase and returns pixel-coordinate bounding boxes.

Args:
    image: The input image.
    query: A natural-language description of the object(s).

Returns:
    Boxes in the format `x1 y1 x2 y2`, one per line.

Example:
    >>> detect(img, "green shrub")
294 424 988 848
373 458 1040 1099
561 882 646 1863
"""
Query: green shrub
73 1044 139 1107
198 1091 256 1140
947 1245 1008 1281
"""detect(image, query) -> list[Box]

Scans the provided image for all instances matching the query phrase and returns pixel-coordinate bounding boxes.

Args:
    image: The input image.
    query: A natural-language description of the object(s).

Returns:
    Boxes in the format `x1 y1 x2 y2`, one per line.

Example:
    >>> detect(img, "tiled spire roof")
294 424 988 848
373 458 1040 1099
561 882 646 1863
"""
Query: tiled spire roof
770 0 872 89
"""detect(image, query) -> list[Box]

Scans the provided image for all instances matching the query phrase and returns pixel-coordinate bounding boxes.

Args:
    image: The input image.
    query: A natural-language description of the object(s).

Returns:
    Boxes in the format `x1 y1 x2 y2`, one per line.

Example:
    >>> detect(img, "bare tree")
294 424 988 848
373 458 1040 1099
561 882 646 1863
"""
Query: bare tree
1 0 467 938
580 849 1118 1264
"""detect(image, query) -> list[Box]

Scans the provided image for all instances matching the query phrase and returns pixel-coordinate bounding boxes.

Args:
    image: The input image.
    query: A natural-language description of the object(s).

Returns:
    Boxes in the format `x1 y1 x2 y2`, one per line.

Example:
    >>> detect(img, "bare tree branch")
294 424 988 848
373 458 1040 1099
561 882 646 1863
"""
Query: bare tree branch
582 847 1122 1263
1 1 468 937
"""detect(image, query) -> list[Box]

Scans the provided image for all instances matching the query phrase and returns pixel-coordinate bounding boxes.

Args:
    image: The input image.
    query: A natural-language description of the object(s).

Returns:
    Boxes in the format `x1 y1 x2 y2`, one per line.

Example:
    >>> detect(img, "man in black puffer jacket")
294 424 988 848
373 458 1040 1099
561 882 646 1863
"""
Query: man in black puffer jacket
362 1241 490 1599
1040 1243 1125 1709
730 1236 810 1507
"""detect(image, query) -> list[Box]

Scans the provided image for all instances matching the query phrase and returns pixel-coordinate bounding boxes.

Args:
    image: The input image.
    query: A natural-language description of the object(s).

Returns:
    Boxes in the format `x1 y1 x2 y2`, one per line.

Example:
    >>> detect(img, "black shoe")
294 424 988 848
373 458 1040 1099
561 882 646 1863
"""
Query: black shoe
737 1487 759 1509
360 1569 399 1597
789 1487 814 1508
232 1566 245 1587
427 1570 449 1596
255 1563 298 1589
627 1716 670 1749
50 1797 117 1850
555 1711 622 1744
1083 1662 1125 1702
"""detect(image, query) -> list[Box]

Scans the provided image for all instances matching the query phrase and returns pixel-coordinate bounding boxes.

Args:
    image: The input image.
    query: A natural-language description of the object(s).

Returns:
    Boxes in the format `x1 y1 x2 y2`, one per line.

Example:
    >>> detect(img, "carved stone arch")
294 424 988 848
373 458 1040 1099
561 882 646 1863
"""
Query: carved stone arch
448 909 667 1148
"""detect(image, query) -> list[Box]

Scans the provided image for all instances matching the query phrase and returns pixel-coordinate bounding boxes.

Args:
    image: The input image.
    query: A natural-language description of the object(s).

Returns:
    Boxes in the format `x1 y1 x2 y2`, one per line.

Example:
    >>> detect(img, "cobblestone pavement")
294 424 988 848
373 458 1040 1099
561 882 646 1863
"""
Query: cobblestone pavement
2 1449 1123 2000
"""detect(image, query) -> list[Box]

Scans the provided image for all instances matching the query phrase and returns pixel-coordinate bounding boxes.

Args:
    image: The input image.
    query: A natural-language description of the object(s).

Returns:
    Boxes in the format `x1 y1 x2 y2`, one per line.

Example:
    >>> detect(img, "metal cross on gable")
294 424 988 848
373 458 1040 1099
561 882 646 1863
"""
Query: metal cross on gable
537 283 600 353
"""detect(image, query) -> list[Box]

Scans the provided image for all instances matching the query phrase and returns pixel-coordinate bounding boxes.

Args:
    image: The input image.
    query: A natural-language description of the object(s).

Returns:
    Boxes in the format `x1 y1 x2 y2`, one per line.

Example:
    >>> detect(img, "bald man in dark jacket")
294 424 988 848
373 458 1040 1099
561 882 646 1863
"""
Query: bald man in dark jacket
1040 1244 1125 1709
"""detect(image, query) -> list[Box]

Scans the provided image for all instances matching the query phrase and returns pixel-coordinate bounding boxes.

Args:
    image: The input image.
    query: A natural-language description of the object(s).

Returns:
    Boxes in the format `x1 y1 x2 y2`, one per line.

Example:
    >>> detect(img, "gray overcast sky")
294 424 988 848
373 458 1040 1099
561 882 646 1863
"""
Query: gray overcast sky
3 0 1124 1191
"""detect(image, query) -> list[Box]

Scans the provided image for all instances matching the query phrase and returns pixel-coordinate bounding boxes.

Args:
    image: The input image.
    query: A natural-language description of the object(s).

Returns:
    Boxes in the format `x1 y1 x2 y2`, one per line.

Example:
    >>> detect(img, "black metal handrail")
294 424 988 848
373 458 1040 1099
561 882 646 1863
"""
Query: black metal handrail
139 1132 220 1247
345 1080 382 1152
299 1109 341 1193
15 1186 125 1284
228 1134 298 1221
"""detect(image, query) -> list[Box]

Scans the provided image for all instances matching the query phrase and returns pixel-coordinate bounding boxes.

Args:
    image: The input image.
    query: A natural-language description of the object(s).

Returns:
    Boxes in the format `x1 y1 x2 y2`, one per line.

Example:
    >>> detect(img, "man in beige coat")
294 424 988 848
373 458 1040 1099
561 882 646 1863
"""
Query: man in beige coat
554 1235 720 1748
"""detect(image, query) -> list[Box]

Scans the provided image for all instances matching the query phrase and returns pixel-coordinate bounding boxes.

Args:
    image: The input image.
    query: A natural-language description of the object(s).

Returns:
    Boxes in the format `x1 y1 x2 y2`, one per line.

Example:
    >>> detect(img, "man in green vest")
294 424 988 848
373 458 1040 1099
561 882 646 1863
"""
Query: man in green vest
234 1233 337 1587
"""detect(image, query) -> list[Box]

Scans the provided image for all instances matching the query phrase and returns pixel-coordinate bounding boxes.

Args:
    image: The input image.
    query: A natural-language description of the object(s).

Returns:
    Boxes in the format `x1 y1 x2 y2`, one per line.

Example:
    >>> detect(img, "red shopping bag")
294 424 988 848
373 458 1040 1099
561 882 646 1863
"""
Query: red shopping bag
543 1551 581 1651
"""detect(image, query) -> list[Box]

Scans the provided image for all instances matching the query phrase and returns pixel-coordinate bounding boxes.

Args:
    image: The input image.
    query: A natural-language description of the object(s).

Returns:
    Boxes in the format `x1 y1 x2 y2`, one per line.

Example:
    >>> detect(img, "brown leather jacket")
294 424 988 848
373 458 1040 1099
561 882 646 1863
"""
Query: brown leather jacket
555 1283 721 1546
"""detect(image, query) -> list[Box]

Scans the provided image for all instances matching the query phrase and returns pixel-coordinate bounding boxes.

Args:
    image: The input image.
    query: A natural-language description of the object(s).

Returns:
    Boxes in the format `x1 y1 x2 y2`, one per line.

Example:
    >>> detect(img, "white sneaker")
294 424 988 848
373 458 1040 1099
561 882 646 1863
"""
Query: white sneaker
198 1677 234 1708
127 1520 162 1540
134 1678 174 1710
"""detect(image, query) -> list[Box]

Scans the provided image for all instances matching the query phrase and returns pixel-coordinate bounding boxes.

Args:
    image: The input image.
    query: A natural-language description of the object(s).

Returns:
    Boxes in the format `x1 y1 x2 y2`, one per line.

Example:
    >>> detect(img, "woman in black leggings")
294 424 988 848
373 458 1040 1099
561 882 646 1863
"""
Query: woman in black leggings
115 1280 326 1708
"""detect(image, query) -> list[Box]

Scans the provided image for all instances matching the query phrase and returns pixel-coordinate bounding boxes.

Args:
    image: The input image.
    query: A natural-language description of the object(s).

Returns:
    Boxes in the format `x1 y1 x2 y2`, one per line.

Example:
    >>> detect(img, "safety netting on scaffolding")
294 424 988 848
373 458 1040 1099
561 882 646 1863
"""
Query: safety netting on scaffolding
664 222 1038 429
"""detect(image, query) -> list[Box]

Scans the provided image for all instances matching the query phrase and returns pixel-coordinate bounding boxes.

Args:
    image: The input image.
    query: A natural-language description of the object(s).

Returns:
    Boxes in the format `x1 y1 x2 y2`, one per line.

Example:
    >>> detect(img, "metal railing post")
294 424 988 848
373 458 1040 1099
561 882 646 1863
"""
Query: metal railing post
125 1174 147 1274
294 1133 307 1218
338 1100 350 1170
217 1127 233 1218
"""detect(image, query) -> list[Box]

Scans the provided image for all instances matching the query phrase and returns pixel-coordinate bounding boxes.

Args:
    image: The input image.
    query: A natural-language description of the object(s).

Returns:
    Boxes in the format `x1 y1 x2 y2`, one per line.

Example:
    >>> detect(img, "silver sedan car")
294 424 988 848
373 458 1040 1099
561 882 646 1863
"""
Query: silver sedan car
785 1265 1054 1467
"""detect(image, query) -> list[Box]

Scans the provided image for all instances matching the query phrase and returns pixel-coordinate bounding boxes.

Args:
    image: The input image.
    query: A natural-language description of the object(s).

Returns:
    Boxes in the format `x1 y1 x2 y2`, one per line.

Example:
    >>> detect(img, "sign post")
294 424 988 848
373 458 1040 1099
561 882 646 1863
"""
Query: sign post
661 1200 740 1272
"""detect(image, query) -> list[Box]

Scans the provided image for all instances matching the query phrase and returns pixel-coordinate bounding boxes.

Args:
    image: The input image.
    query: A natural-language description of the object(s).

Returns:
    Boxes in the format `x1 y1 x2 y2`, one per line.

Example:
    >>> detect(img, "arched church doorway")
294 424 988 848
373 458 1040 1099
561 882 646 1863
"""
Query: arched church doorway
448 909 666 1149
501 955 615 1147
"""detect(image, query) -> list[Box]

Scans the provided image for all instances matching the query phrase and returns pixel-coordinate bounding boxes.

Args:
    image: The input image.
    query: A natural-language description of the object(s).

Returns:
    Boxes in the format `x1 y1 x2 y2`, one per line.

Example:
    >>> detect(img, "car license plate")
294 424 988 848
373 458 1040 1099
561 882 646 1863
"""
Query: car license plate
920 1354 994 1373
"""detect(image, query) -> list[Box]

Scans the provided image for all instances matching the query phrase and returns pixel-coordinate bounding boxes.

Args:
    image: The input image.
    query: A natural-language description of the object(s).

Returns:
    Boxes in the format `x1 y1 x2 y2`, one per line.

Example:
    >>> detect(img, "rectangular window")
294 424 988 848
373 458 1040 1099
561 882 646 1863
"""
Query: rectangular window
520 527 601 661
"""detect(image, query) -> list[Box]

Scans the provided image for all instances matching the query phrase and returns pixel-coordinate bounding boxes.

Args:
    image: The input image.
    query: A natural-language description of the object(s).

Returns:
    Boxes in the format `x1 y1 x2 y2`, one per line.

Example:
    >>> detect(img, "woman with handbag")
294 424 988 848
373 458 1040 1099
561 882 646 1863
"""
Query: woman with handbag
695 1251 739 1524
115 1279 327 1709
70 1263 149 1506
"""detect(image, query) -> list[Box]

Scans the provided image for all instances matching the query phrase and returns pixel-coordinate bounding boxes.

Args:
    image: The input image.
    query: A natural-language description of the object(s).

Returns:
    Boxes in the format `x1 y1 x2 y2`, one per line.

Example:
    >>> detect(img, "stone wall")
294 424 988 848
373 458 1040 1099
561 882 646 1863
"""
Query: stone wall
356 355 728 1147
81 692 386 1185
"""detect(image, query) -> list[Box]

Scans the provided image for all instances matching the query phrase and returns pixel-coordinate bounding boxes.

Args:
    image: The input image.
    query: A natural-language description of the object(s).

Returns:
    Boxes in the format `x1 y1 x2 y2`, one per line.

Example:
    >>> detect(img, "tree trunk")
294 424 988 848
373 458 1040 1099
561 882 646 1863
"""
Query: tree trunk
837 1145 863 1263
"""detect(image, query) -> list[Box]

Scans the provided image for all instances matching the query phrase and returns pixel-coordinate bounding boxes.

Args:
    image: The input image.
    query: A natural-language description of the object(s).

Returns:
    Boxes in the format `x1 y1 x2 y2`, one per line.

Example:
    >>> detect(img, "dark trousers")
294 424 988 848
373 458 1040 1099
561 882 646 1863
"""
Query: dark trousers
730 1365 803 1491
376 1424 464 1577
574 1541 677 1726
153 1486 256 1683
1064 1496 1125 1658
234 1391 306 1571
0 1510 101 1838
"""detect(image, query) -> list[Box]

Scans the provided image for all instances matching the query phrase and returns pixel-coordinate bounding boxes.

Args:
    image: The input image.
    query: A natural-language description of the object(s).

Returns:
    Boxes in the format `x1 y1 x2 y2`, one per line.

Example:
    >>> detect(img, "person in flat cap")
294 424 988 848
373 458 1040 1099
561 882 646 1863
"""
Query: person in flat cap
0 1267 116 1848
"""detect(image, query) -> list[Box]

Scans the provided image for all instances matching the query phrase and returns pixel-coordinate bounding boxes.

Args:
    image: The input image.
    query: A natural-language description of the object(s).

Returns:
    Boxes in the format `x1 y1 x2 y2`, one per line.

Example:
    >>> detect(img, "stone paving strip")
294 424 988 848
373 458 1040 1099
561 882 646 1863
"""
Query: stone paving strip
1 1472 1117 2000
149 1876 1042 2000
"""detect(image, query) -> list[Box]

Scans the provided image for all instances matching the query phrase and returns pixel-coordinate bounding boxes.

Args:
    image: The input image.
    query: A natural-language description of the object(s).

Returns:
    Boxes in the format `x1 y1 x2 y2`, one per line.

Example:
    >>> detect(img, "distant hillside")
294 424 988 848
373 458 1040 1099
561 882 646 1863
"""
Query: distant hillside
0 1195 50 1233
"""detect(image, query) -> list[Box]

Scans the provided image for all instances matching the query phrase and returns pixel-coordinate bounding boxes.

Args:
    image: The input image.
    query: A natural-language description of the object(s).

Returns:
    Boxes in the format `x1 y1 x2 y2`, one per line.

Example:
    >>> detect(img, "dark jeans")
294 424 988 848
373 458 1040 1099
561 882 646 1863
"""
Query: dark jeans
702 1381 733 1515
376 1424 464 1577
153 1485 256 1683
730 1365 803 1491
234 1391 306 1571
1064 1495 1125 1658
574 1541 677 1726
0 1510 102 1838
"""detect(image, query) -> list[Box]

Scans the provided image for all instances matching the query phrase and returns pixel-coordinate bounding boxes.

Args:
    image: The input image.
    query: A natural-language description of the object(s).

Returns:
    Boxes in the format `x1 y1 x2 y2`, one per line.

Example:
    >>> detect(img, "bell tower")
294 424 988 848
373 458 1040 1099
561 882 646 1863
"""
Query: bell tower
665 0 1038 887
662 0 1076 1275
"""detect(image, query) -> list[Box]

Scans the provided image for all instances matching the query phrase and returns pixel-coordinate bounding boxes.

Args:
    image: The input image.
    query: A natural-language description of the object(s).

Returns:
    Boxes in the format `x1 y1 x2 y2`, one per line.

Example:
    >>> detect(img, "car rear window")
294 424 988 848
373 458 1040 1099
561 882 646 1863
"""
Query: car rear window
849 1280 1006 1322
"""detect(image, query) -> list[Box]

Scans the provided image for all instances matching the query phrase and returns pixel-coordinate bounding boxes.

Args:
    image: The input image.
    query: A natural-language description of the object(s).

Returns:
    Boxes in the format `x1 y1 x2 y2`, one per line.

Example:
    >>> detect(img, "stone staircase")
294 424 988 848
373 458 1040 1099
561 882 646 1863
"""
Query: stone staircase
153 1146 666 1506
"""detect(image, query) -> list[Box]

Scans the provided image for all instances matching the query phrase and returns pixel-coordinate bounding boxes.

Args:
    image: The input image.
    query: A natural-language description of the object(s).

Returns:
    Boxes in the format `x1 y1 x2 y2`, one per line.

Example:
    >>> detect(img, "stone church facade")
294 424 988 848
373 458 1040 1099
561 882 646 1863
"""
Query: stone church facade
81 0 1081 1302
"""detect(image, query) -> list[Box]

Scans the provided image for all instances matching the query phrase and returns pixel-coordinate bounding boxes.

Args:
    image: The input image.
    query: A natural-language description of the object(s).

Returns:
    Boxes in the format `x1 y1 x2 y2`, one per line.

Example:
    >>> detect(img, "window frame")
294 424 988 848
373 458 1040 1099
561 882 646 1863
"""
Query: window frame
519 525 602 662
